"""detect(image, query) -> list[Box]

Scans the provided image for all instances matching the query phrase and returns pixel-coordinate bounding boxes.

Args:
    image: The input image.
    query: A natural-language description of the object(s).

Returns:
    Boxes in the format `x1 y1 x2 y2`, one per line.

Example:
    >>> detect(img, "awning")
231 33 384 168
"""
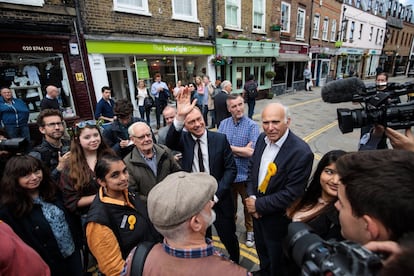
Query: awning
276 53 311 62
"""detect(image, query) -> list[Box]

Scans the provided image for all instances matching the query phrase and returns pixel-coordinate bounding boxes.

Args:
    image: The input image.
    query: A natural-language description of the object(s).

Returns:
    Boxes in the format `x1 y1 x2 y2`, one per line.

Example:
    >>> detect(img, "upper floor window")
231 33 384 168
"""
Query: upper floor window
349 21 355 41
281 2 291 33
0 0 44 6
253 0 266 32
225 0 241 29
359 23 363 39
113 0 150 15
356 0 361 8
313 15 320 39
375 28 379 44
369 26 373 41
322 18 329 41
172 0 198 22
296 8 306 39
331 20 337 41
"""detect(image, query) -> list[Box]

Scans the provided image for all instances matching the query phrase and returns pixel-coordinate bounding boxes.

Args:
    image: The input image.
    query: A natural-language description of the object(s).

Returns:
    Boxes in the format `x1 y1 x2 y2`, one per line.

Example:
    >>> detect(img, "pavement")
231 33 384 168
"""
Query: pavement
142 75 413 272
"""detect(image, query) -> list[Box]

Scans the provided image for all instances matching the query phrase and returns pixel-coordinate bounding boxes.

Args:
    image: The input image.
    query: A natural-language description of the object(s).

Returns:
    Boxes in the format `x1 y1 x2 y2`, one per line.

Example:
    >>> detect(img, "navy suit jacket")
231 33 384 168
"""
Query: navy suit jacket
166 124 237 215
247 131 314 216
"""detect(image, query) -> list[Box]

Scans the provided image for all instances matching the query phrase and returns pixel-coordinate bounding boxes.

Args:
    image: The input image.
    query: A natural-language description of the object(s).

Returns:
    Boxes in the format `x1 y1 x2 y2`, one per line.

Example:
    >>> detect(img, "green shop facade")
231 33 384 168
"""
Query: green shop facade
215 38 279 95
86 38 215 108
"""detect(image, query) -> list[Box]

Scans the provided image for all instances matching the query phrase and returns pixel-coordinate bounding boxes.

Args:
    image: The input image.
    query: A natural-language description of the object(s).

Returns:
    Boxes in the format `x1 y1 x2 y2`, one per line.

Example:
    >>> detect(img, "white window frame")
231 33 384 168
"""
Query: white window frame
296 8 306 39
322 18 329 41
0 0 44 6
252 0 266 32
313 14 320 39
113 0 151 16
281 2 291 33
172 0 198 22
225 0 241 30
331 19 337 41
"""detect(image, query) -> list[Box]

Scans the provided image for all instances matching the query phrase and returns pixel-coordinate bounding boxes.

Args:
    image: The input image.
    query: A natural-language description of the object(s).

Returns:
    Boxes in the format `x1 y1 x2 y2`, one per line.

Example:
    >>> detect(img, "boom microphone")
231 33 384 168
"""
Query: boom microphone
321 77 366 103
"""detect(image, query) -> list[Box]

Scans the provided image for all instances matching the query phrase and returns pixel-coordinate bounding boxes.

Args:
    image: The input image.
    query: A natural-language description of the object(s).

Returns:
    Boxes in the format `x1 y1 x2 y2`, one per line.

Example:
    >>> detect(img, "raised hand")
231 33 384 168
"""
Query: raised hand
176 86 197 121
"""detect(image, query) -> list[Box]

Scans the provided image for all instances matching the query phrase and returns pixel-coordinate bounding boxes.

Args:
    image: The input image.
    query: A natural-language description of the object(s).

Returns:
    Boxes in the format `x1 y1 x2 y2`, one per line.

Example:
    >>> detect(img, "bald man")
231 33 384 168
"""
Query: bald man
124 122 181 203
245 102 313 276
40 85 60 110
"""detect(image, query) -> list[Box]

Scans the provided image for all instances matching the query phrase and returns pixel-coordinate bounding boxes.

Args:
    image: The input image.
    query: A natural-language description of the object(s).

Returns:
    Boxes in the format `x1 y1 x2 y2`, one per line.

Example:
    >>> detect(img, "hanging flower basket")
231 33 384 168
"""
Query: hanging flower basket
211 55 227 66
270 25 281 31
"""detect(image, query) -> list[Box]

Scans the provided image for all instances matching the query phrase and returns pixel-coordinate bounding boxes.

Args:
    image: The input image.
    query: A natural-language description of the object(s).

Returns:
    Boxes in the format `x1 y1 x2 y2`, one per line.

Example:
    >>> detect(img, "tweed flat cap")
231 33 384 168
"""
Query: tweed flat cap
147 171 217 230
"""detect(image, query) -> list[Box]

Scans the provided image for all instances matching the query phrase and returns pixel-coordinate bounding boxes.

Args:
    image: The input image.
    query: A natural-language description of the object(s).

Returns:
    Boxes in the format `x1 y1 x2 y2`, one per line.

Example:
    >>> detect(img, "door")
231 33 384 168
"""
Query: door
318 60 330 87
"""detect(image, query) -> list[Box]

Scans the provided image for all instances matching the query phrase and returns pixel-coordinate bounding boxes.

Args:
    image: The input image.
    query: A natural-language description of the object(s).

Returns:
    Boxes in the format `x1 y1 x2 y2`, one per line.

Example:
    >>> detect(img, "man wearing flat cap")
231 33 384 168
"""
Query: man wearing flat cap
165 87 239 264
123 172 249 276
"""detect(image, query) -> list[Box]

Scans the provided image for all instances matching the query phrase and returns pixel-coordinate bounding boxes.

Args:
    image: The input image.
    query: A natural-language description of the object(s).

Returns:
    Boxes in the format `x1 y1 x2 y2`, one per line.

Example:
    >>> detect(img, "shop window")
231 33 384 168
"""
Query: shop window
113 0 150 16
0 53 75 122
274 64 286 84
253 0 265 32
225 0 241 29
0 0 44 6
172 0 198 22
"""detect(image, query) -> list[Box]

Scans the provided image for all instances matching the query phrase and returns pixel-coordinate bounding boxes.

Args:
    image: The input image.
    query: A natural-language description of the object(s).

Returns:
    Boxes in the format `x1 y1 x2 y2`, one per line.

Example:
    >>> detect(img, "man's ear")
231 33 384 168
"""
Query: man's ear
39 127 46 135
363 215 390 241
189 214 203 232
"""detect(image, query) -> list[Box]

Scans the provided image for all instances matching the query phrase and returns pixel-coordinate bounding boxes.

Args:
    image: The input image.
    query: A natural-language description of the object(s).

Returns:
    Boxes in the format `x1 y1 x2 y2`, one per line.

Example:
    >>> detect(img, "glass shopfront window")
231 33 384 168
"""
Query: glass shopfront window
0 53 75 122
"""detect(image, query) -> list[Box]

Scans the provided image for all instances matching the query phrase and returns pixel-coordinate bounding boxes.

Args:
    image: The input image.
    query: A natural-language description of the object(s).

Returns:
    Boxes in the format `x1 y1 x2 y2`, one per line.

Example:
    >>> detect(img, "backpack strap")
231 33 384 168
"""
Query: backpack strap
130 241 157 276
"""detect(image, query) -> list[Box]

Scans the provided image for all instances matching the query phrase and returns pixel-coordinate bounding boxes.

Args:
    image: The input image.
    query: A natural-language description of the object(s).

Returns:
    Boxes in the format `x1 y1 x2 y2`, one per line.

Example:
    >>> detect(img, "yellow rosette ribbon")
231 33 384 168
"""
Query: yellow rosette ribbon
258 162 277 194
128 215 136 230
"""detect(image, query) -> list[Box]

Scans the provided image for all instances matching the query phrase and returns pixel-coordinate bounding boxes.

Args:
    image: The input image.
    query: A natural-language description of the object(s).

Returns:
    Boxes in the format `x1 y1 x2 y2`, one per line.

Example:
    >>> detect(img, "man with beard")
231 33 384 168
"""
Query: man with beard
29 109 70 181
123 172 250 276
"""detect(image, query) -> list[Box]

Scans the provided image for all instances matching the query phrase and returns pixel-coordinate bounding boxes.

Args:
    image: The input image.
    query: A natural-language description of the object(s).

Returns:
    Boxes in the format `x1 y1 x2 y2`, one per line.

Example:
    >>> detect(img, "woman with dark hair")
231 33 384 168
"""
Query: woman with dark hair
0 155 83 276
287 150 346 240
85 154 160 276
60 120 114 216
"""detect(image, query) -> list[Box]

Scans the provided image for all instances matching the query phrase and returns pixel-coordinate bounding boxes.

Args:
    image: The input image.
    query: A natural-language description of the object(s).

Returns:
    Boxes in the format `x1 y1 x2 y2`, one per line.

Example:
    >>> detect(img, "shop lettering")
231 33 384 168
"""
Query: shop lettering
22 45 54 52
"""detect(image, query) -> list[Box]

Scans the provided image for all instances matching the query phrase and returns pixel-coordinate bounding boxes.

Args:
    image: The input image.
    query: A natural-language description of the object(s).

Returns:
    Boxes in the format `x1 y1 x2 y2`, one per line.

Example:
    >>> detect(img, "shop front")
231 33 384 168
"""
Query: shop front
0 34 91 123
364 49 382 78
86 39 214 109
310 46 337 87
215 38 279 95
335 47 364 78
274 42 310 93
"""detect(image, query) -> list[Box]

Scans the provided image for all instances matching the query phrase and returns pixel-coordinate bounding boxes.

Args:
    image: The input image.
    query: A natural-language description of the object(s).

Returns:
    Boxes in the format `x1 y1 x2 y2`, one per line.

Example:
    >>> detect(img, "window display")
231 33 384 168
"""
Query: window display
0 53 75 122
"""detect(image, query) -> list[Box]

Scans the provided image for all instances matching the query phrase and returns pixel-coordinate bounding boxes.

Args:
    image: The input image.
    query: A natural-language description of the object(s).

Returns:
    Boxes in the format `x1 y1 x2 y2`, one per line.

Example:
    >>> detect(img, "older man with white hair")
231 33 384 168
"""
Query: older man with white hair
123 121 181 203
214 80 232 128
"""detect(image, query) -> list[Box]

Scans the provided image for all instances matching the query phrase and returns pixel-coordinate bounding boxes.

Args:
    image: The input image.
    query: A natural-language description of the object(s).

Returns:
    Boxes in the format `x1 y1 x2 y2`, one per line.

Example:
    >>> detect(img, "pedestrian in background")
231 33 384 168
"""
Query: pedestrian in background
303 65 312 91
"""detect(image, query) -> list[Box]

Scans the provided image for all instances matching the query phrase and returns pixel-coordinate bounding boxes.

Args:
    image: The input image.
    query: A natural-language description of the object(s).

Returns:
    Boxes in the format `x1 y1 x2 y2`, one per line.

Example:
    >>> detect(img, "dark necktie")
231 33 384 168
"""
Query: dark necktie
197 139 205 172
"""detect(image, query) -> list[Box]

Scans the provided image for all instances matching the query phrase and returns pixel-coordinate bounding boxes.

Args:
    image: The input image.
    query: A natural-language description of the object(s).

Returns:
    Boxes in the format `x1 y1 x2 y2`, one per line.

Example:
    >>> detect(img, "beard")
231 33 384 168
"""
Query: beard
201 209 216 227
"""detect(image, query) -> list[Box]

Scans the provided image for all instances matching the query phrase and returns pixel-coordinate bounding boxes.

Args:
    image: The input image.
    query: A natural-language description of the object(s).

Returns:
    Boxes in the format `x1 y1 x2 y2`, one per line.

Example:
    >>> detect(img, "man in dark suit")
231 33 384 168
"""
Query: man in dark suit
246 102 314 276
214 80 232 128
166 87 239 263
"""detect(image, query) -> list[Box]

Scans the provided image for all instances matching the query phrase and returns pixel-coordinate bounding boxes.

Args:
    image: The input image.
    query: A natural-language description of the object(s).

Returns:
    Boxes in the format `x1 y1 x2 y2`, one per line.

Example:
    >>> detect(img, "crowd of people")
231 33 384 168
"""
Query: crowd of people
1 71 414 276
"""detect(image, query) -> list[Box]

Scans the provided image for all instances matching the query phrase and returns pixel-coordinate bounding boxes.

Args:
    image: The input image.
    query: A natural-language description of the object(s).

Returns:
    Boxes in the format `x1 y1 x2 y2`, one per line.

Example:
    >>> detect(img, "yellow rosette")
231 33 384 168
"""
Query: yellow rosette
258 162 277 194
128 215 136 230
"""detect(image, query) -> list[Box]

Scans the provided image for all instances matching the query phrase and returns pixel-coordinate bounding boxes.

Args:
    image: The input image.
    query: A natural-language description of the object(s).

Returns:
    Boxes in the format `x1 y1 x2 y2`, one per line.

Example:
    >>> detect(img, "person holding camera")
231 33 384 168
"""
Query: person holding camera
29 109 71 182
334 149 414 245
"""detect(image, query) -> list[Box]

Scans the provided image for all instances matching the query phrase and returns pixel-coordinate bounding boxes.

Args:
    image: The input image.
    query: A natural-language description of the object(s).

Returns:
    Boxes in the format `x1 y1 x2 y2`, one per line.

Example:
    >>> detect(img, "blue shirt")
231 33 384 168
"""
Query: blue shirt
218 116 260 182
95 98 114 121
151 81 169 98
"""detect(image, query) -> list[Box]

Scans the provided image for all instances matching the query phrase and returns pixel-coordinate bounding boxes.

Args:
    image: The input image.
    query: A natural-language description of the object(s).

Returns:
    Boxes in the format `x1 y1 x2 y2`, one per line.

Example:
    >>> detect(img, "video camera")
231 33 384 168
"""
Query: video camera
285 222 382 276
0 137 28 154
321 77 414 134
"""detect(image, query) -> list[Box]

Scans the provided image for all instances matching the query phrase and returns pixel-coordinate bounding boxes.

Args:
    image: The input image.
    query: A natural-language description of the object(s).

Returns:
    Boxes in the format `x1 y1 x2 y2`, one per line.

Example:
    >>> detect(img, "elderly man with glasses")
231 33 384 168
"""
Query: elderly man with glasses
124 121 181 203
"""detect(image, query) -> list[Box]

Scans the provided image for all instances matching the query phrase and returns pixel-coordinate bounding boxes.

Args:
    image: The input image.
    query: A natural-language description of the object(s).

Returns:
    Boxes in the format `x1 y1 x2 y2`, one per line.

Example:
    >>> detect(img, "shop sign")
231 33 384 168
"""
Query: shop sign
215 38 279 57
279 43 308 54
369 49 381 55
136 60 150 79
22 45 54 52
336 48 364 55
309 46 320 53
1 38 67 53
86 40 214 55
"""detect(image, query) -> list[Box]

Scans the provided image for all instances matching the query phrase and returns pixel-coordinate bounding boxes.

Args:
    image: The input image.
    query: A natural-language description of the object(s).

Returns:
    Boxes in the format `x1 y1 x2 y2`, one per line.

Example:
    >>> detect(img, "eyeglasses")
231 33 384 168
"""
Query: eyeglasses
44 121 64 128
132 133 152 140
75 120 97 129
